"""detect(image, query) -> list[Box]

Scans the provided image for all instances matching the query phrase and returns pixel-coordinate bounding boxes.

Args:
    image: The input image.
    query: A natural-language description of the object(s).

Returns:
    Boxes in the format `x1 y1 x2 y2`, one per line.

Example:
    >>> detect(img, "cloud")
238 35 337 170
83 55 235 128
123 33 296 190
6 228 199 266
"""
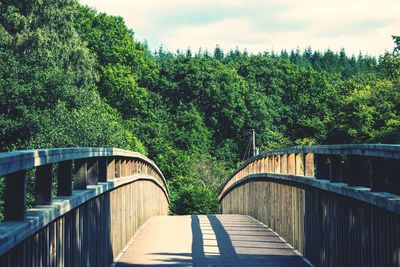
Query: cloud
79 0 400 56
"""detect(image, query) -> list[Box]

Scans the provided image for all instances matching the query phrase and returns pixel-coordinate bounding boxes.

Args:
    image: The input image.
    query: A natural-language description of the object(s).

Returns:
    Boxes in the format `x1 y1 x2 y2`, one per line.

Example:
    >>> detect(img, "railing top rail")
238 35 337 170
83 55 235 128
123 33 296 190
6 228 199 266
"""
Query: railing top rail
0 147 167 189
218 144 400 194
256 144 400 159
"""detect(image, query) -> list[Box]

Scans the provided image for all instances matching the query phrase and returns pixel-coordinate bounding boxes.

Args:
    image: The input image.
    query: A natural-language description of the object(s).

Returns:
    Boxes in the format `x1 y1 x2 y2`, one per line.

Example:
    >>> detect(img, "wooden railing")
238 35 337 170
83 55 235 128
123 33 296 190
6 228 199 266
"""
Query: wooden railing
219 144 400 267
0 147 169 267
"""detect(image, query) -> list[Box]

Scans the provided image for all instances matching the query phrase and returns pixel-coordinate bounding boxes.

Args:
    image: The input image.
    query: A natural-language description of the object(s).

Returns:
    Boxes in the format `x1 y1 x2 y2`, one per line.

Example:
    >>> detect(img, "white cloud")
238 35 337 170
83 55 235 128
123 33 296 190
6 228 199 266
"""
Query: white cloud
79 0 400 56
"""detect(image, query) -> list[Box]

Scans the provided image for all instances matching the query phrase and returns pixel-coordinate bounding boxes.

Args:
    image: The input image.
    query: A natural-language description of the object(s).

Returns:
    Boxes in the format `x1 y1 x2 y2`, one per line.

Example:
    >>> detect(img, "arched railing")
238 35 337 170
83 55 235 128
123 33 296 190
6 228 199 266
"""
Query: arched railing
0 147 169 266
219 144 400 267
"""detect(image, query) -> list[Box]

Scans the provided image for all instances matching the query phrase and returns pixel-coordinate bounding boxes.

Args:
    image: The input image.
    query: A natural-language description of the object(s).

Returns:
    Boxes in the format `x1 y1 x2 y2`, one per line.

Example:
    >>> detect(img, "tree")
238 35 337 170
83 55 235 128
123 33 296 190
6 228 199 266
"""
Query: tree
0 0 97 150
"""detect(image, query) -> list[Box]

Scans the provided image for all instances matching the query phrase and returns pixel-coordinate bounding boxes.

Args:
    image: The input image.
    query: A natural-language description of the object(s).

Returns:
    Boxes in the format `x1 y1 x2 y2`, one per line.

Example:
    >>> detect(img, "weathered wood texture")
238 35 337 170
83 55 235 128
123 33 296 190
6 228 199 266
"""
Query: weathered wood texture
0 148 169 267
219 144 400 267
221 178 400 267
220 145 400 199
0 179 168 267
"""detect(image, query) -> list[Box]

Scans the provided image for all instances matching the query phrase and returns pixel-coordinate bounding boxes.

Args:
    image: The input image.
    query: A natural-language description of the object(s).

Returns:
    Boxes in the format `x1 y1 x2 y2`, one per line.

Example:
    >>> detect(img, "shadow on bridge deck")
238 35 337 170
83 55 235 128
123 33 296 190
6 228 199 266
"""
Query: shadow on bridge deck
115 215 310 267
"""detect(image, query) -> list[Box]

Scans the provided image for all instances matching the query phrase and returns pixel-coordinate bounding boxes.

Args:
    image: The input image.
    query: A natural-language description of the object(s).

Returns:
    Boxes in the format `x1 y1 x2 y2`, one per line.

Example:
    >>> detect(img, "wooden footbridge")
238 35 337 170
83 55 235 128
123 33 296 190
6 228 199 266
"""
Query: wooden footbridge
0 145 399 266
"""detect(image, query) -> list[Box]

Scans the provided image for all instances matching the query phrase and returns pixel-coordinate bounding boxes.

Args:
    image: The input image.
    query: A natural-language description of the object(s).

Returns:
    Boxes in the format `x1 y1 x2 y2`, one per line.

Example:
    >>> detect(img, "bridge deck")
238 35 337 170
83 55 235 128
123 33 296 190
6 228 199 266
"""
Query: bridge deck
115 215 310 267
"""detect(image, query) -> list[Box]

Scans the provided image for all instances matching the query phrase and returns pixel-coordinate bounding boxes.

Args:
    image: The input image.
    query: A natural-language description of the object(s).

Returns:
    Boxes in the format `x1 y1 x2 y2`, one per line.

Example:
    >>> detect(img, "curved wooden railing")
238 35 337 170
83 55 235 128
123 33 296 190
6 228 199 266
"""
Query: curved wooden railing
219 144 400 267
0 147 169 267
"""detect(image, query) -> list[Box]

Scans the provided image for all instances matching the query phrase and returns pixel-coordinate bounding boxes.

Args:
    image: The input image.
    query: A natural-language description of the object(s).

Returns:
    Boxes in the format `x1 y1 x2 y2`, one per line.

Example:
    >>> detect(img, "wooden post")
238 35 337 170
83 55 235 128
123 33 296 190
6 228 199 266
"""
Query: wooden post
305 153 315 177
57 160 72 196
106 157 115 181
73 159 87 189
269 157 273 172
260 158 265 173
133 160 137 174
128 159 133 176
275 156 281 173
121 158 127 177
370 157 386 192
315 154 330 179
4 170 27 221
35 164 53 205
288 154 295 174
87 158 98 185
295 153 304 176
281 154 288 174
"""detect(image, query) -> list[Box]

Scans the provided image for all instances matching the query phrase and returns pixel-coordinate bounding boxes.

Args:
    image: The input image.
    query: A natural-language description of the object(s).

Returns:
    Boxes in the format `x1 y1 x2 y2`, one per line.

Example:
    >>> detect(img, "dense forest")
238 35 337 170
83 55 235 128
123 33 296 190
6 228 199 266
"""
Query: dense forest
0 0 399 216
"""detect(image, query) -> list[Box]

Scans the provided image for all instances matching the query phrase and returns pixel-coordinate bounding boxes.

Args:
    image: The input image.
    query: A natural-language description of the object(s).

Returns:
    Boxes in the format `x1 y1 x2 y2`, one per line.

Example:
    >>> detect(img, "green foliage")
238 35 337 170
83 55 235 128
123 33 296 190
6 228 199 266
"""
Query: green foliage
73 5 158 118
27 100 146 152
0 0 98 150
329 75 400 143
170 183 219 215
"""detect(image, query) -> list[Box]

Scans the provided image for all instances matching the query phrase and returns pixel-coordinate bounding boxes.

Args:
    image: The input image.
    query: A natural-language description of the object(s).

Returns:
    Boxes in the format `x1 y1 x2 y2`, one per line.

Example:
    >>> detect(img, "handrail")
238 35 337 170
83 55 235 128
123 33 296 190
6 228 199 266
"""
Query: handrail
0 147 164 179
0 147 169 222
219 144 400 197
0 147 170 261
218 145 400 267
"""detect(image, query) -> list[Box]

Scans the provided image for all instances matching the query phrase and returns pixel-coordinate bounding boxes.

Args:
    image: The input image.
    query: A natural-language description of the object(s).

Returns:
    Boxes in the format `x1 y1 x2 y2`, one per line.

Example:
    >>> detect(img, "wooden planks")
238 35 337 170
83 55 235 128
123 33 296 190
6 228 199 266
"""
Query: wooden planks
0 147 169 267
0 179 169 266
221 178 400 267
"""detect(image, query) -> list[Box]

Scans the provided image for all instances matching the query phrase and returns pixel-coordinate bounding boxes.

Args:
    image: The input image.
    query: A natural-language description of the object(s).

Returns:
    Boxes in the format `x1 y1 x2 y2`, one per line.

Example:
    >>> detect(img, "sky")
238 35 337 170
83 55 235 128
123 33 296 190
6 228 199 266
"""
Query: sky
79 0 399 56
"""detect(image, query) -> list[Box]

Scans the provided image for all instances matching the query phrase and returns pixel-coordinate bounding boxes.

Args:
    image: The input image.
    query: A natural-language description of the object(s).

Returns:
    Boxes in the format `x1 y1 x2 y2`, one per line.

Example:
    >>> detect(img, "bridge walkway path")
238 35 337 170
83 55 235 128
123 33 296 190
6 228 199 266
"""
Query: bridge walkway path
114 215 310 267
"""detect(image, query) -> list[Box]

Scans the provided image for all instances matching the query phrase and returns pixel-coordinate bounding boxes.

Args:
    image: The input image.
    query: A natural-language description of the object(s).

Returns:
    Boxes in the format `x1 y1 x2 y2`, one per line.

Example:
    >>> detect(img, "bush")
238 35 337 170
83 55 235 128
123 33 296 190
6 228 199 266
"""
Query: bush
170 184 219 215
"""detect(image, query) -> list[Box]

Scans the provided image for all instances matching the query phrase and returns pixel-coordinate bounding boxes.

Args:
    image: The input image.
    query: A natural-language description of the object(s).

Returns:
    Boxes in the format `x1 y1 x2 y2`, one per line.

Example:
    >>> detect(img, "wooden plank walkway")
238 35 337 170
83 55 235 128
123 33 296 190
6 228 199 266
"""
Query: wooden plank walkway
115 215 311 267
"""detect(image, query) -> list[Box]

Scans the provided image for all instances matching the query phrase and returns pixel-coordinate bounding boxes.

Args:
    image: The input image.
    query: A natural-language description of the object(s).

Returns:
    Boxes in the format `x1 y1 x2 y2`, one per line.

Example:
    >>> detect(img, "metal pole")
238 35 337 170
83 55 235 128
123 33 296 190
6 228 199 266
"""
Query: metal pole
252 129 256 157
